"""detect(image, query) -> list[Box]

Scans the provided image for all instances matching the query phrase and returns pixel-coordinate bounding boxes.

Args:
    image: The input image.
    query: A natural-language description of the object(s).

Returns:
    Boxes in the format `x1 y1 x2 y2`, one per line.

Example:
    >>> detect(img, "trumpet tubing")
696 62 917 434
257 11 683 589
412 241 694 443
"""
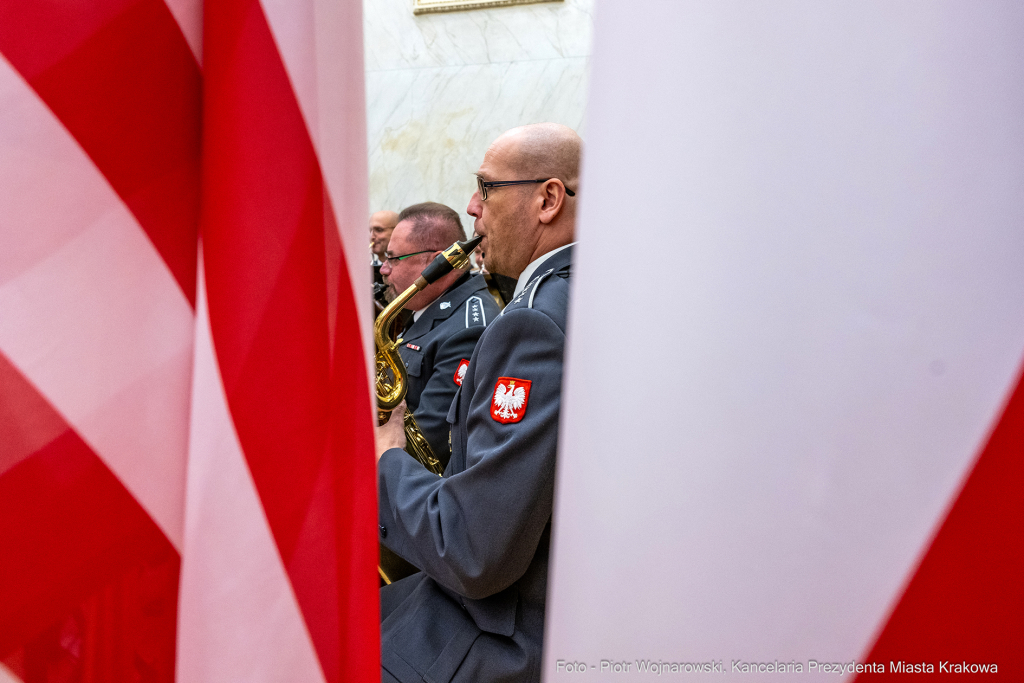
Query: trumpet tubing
373 236 481 583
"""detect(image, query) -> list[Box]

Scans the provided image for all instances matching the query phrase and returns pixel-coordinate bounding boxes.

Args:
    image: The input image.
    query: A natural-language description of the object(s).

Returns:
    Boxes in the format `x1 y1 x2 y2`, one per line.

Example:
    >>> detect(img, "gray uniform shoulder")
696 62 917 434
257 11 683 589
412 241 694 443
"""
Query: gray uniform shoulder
462 292 490 329
444 275 499 331
403 274 499 341
500 260 572 333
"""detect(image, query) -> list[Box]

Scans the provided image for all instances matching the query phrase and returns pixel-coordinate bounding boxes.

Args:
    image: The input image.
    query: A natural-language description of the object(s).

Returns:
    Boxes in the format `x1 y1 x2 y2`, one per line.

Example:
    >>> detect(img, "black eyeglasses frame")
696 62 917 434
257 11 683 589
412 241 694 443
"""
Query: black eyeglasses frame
476 176 576 201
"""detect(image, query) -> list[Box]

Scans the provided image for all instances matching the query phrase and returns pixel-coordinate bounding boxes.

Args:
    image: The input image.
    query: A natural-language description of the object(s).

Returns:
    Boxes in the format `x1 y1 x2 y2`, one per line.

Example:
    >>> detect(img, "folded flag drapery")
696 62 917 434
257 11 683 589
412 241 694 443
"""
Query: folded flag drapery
0 0 377 680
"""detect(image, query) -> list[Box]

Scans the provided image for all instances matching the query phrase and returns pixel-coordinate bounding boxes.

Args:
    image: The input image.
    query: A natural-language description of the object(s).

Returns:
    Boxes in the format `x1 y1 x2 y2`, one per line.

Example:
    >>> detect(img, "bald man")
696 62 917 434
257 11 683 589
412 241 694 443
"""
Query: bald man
370 210 399 264
376 123 580 683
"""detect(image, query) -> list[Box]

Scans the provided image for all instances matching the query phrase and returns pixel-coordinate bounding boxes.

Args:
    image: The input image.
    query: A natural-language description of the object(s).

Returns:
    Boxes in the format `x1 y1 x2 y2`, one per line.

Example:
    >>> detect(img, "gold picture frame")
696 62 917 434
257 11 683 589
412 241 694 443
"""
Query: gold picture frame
413 0 562 15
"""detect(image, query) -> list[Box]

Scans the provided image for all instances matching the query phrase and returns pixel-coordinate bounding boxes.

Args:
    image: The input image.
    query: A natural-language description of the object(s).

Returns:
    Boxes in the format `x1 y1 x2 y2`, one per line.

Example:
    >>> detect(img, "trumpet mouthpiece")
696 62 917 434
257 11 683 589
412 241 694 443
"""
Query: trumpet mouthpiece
460 235 483 254
419 235 483 285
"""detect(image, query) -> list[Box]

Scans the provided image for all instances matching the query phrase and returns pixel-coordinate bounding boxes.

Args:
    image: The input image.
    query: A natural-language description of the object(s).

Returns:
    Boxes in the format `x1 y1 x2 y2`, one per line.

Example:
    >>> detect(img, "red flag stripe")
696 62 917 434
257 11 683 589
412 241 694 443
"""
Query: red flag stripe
200 0 375 679
277 0 374 338
0 0 201 305
0 353 66 479
327 245 380 683
203 0 331 572
857 362 1024 678
0 352 179 678
163 0 203 63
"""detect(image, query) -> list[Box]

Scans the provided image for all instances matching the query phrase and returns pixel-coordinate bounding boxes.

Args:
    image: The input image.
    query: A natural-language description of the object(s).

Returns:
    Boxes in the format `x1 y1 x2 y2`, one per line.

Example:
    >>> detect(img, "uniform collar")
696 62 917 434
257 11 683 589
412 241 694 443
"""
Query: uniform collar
512 243 575 298
403 272 478 340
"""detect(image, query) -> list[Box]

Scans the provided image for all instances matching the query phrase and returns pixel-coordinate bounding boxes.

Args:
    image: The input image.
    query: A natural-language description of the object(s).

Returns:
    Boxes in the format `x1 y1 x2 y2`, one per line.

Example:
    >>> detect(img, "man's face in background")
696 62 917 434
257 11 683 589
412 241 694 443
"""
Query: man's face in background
369 211 397 259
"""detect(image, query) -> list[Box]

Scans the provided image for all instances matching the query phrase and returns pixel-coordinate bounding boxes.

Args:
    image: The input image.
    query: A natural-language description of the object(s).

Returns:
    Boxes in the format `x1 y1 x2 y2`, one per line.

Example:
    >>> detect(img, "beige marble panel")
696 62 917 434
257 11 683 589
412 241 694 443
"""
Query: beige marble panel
364 0 594 219
366 56 589 217
365 0 593 72
413 0 564 16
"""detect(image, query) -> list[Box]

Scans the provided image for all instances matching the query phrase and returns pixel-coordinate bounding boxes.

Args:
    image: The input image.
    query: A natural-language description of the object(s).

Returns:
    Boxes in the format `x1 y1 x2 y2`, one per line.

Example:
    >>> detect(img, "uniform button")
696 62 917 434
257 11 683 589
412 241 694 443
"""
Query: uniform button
379 524 387 538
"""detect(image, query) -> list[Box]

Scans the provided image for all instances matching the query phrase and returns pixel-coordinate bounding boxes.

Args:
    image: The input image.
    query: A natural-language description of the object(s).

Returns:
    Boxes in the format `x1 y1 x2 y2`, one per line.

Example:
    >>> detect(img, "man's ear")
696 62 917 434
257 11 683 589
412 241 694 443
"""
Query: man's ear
537 179 569 225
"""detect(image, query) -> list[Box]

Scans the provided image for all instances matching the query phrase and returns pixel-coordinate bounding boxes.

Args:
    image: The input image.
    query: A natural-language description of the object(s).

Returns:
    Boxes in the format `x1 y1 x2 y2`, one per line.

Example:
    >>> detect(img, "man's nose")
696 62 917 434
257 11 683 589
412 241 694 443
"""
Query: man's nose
380 260 391 275
467 194 482 219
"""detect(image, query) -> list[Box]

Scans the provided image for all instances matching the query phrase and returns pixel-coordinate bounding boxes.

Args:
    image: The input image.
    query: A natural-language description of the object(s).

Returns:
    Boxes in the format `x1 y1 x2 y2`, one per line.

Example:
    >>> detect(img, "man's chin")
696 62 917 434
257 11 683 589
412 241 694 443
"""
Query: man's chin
483 255 500 275
485 261 515 280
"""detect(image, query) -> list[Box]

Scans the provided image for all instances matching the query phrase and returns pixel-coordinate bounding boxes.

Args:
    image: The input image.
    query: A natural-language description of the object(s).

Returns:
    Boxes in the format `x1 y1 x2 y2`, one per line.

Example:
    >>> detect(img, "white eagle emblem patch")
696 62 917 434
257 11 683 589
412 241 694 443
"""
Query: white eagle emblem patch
453 359 470 386
491 377 531 424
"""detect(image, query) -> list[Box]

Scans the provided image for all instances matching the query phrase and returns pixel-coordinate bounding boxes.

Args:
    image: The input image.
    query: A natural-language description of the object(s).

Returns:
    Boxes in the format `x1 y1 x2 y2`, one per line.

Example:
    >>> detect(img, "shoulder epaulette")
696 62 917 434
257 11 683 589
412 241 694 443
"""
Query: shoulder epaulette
464 295 488 328
502 268 555 313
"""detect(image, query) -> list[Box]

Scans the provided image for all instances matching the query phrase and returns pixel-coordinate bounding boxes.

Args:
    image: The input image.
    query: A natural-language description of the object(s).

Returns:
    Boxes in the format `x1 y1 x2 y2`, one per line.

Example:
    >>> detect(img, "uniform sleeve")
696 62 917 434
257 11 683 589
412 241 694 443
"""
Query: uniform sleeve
412 325 485 465
378 307 563 600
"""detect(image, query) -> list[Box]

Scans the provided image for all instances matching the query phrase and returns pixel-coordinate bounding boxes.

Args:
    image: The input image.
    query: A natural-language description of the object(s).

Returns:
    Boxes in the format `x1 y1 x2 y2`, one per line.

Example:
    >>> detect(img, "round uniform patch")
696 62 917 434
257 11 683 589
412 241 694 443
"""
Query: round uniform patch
454 359 470 386
491 377 531 424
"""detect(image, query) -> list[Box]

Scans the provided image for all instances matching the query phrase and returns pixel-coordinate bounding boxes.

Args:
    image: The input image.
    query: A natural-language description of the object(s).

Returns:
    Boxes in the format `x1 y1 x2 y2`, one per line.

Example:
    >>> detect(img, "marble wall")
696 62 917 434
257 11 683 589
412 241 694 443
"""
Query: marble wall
363 0 594 226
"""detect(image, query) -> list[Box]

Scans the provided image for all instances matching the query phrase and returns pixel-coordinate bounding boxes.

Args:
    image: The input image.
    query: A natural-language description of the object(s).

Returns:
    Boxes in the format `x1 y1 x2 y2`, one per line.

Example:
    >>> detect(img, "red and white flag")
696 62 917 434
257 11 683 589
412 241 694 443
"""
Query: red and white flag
547 1 1023 680
1 0 200 677
0 0 377 681
178 0 376 681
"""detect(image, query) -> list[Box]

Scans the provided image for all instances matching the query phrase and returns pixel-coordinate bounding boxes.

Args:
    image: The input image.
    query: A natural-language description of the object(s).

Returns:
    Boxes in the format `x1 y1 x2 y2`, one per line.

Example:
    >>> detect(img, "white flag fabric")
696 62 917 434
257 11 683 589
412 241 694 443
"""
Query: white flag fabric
547 1 1024 680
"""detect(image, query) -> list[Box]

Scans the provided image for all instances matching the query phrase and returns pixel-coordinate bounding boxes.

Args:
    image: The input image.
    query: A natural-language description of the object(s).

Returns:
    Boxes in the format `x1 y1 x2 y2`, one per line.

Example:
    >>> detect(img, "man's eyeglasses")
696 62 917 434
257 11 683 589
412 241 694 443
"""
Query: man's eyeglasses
476 176 576 201
383 249 438 265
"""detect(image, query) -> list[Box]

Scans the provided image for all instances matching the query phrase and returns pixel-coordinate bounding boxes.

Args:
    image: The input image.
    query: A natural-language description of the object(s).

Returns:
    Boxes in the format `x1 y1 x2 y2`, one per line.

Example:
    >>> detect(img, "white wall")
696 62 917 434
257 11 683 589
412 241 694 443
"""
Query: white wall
363 0 593 222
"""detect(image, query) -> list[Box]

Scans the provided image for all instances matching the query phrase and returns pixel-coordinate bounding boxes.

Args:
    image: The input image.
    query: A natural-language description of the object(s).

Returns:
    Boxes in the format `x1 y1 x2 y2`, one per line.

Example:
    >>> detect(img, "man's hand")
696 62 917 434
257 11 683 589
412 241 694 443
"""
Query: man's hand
375 401 408 462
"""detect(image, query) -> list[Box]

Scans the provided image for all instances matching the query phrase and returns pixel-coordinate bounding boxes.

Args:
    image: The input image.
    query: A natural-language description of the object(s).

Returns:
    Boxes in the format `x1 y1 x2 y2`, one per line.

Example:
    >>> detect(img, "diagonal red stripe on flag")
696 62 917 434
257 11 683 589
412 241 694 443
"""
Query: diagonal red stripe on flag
200 0 377 680
0 352 179 680
857 361 1024 679
0 0 201 305
0 353 67 479
327 219 380 683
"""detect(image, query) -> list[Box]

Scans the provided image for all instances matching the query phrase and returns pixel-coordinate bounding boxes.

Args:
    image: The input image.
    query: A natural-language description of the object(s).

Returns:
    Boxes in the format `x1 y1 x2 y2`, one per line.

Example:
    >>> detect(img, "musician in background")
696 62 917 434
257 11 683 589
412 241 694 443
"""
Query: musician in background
379 202 501 464
376 123 580 683
370 210 399 265
371 210 399 311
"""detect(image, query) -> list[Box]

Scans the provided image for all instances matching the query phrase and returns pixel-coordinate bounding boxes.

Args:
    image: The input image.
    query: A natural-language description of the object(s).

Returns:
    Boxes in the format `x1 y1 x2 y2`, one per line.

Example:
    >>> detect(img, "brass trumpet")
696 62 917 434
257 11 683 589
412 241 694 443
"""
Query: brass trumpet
374 235 482 472
375 235 481 584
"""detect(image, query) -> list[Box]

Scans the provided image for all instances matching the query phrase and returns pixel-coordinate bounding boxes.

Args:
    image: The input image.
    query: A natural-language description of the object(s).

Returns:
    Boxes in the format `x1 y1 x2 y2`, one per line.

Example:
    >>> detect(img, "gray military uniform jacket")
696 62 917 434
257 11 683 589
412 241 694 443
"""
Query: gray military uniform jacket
398 273 500 466
379 247 573 683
